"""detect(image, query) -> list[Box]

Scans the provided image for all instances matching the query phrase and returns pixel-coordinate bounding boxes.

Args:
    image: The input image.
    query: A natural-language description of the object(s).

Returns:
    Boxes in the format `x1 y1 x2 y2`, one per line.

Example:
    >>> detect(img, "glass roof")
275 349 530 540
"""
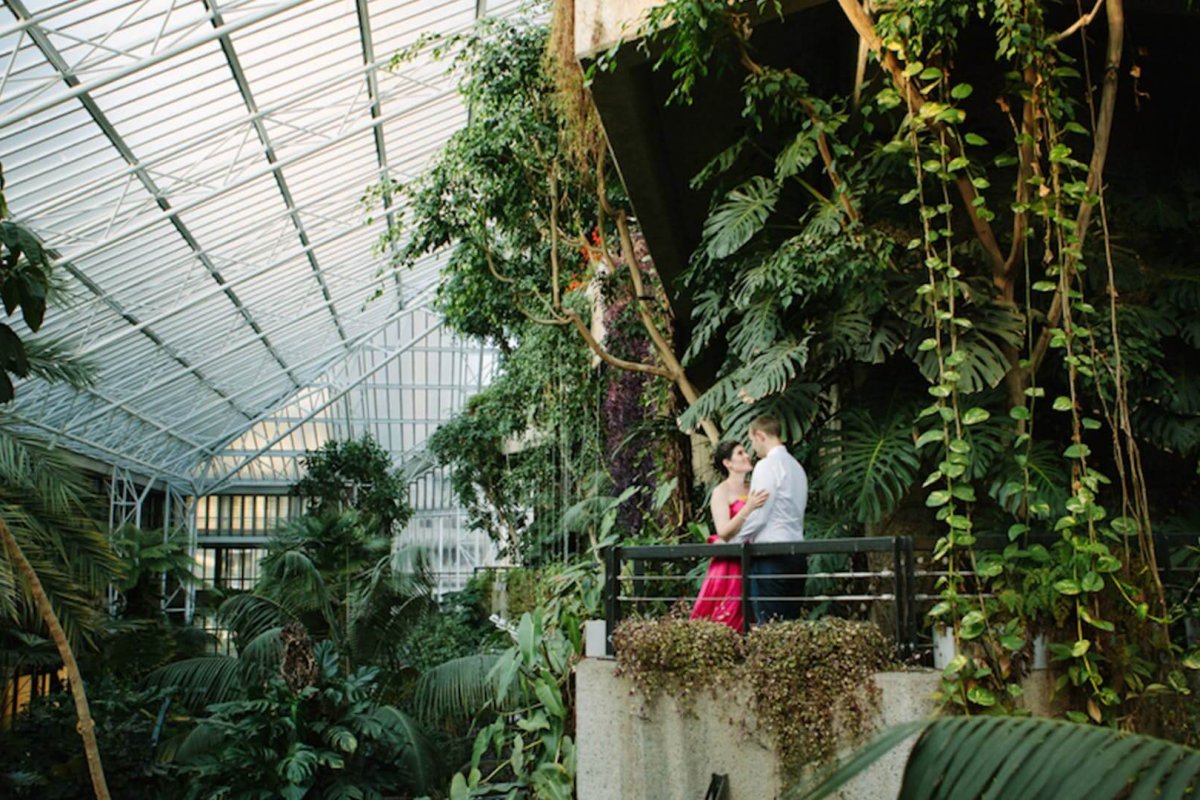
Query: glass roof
0 0 519 493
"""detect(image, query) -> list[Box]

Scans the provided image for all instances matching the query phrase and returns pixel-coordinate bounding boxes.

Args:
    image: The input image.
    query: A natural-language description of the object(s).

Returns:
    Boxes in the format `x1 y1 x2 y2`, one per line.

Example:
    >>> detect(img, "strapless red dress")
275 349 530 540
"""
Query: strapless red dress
689 498 745 632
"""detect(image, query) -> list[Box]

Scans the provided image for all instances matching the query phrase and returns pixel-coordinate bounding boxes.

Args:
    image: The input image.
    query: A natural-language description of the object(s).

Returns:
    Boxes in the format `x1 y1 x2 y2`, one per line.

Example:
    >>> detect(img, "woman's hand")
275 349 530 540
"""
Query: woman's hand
745 489 769 511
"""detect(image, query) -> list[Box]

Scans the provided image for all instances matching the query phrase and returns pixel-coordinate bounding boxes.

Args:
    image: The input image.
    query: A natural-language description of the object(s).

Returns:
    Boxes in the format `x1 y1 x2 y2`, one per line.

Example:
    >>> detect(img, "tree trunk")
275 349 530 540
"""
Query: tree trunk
0 519 111 800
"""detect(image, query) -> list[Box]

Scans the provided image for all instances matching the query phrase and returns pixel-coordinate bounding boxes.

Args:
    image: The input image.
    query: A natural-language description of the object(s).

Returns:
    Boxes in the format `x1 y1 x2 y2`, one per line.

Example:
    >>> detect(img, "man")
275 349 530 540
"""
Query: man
732 414 808 623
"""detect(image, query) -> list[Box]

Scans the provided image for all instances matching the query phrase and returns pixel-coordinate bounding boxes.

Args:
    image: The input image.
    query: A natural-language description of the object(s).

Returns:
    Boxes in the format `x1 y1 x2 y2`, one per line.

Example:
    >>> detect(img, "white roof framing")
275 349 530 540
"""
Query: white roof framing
0 0 517 492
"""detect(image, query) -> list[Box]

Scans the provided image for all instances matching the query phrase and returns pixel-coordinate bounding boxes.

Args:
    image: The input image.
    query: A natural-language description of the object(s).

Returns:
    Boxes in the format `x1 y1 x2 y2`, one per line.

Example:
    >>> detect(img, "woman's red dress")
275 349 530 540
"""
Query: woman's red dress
689 498 745 632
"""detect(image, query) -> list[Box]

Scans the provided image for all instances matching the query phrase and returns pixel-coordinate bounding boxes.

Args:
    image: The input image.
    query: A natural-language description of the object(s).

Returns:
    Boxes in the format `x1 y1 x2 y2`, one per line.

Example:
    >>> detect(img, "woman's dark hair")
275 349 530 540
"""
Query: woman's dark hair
712 440 739 478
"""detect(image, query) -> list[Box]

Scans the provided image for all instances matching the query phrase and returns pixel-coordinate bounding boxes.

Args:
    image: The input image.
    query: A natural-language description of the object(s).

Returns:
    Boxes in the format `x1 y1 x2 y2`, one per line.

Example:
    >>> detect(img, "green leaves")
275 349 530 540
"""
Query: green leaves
798 716 1200 800
701 176 780 260
817 407 923 524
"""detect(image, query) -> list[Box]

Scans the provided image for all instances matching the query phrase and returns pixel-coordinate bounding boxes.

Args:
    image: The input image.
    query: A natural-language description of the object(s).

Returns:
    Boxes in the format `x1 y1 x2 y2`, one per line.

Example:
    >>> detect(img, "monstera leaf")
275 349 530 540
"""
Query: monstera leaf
816 407 923 524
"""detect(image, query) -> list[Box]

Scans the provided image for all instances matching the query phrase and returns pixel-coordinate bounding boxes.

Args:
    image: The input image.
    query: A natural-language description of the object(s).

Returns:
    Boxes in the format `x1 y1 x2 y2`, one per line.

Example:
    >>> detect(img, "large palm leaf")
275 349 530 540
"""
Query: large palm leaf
797 716 1200 800
0 430 119 647
411 653 502 723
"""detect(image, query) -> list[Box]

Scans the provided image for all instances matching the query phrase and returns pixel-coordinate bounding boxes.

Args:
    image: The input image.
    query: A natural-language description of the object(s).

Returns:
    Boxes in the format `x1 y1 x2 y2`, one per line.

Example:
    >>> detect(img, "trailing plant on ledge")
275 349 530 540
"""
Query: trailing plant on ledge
613 617 891 776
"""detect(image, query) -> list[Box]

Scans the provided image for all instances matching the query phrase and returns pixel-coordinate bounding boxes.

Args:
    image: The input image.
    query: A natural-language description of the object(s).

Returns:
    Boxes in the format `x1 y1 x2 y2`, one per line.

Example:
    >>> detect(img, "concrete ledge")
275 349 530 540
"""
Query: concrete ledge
575 657 942 800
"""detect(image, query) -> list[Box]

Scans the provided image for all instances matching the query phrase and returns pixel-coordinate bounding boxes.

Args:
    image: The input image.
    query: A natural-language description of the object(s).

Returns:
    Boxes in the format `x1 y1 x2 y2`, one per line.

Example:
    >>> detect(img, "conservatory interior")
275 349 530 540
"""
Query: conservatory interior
1 0 1199 798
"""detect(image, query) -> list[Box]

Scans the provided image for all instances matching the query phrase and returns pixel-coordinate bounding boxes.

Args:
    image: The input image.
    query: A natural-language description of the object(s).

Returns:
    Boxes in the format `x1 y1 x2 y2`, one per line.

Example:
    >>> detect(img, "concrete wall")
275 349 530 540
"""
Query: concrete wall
573 0 834 59
575 657 942 800
574 0 658 58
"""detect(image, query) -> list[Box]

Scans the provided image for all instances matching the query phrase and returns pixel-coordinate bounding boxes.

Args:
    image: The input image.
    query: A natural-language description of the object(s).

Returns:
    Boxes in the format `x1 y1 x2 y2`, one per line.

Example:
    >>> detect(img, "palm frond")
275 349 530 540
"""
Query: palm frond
217 593 294 645
0 429 95 517
21 337 97 390
796 716 1200 800
259 548 330 609
374 706 441 795
238 627 283 673
346 553 436 665
144 655 252 708
171 719 228 764
412 653 502 723
816 407 922 524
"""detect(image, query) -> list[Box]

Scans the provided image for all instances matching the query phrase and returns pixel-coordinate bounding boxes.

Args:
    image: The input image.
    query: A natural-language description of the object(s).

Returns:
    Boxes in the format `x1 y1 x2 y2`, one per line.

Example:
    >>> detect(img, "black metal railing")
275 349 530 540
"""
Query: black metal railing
601 532 1199 658
603 537 918 655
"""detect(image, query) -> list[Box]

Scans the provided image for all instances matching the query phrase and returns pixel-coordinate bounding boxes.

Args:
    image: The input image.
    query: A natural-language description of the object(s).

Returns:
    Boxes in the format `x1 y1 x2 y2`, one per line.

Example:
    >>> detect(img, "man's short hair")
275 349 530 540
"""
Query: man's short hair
749 415 781 439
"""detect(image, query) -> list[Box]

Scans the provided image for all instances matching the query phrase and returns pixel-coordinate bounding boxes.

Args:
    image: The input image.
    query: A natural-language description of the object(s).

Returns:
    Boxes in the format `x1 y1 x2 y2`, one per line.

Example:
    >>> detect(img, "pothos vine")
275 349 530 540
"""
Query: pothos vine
875 0 1180 721
626 0 1195 726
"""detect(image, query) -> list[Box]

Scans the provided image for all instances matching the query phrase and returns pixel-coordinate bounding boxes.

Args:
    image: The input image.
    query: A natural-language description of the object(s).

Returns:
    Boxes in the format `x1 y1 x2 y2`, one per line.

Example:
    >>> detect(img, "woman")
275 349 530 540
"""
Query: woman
690 441 768 631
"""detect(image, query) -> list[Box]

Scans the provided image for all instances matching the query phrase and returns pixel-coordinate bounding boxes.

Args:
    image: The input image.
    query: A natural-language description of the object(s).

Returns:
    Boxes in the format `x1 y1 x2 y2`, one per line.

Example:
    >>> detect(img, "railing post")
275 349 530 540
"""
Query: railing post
740 542 752 634
904 536 917 658
604 545 621 656
892 537 904 649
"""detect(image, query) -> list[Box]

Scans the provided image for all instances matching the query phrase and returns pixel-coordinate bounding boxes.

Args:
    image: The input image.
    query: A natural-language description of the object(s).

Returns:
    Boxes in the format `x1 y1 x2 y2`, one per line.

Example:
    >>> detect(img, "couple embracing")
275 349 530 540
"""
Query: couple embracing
690 415 808 630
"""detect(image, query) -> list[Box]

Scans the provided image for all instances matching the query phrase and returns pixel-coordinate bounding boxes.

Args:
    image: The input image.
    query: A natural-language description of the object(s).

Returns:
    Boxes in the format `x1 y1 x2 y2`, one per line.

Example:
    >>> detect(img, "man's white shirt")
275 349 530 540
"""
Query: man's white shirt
732 444 808 544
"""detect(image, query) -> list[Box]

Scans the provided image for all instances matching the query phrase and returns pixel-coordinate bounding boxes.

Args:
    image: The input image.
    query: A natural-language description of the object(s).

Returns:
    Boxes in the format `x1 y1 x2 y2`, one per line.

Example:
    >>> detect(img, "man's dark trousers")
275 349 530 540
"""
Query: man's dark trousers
749 554 807 624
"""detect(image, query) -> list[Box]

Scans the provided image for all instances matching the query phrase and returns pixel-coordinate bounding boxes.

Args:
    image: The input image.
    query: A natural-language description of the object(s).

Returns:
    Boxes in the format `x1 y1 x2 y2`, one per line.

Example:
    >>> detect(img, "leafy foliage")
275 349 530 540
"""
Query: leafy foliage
0 429 118 648
174 640 436 800
447 611 578 800
614 618 892 774
816 407 923 525
293 435 413 537
799 716 1200 800
0 681 178 799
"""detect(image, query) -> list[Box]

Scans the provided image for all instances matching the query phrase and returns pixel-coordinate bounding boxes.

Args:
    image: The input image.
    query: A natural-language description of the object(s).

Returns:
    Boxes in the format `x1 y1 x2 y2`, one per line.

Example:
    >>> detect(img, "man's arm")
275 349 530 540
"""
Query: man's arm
733 462 775 543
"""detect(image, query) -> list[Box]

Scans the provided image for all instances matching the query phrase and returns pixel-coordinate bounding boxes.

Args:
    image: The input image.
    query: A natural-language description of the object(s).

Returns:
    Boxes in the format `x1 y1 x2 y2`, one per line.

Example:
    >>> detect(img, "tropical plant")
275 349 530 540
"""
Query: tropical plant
0 428 116 800
0 169 85 403
378 8 719 442
147 511 435 706
623 0 1200 727
0 680 177 799
445 611 577 800
293 435 413 538
798 715 1200 800
174 638 436 800
109 524 195 618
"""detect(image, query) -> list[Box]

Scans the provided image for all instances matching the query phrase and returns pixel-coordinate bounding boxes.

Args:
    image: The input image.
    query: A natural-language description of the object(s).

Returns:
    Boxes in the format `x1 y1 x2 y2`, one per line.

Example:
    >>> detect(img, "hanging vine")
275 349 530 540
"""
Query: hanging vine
626 0 1196 726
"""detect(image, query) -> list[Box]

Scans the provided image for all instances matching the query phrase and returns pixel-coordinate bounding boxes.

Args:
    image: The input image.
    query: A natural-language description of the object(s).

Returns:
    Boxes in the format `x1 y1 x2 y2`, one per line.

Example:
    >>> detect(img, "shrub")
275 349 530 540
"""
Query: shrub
0 680 177 799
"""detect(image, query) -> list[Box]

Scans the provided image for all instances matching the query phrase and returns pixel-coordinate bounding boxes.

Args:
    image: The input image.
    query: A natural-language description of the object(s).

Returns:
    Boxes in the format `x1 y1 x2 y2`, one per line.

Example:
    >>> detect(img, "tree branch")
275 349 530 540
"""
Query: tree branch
612 210 721 443
1031 0 1123 375
835 0 1006 273
1049 0 1106 44
564 310 672 378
